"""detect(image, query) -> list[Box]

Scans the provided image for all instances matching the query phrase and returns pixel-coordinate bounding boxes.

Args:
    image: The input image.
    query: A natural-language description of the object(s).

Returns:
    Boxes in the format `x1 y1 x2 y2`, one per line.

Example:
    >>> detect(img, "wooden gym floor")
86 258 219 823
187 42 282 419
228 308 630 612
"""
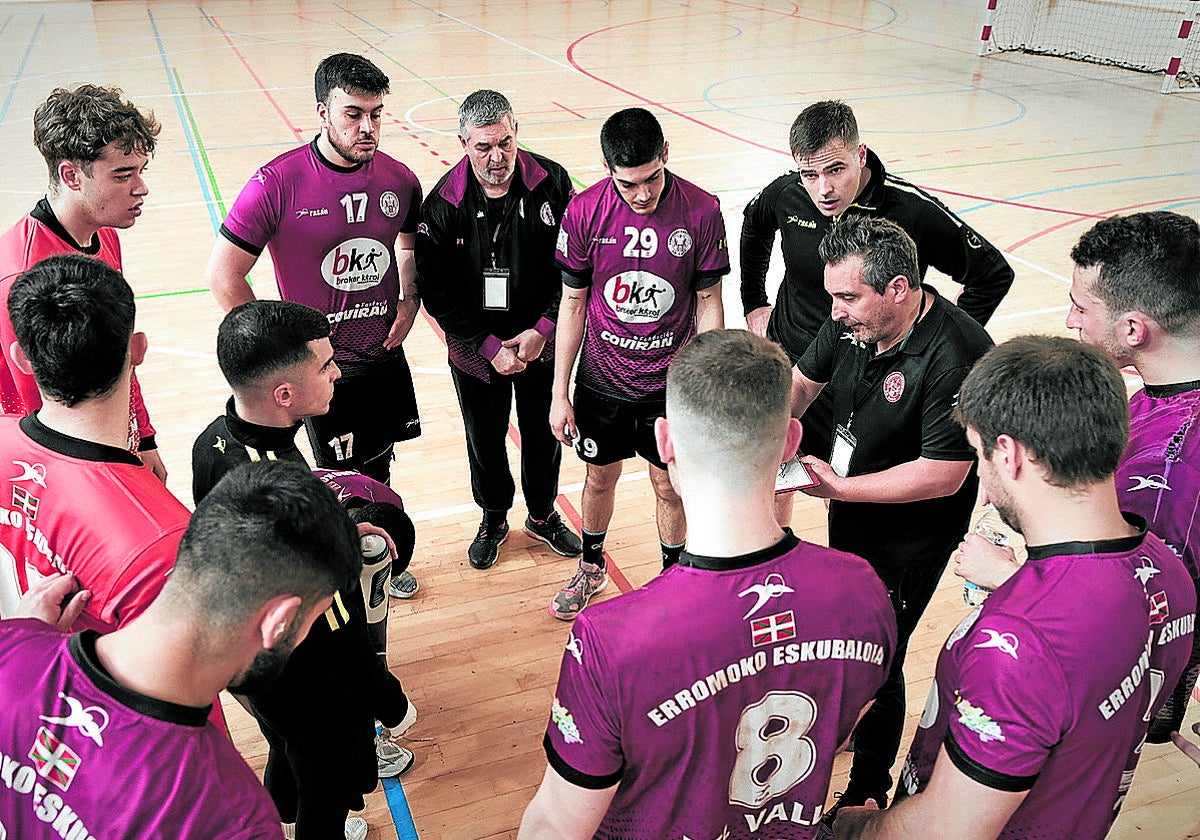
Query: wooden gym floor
0 0 1198 837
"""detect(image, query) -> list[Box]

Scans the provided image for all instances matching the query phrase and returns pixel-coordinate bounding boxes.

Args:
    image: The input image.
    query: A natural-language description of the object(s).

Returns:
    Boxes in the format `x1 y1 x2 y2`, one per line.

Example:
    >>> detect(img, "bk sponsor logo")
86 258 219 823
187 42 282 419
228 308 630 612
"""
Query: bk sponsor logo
602 271 675 323
321 237 391 292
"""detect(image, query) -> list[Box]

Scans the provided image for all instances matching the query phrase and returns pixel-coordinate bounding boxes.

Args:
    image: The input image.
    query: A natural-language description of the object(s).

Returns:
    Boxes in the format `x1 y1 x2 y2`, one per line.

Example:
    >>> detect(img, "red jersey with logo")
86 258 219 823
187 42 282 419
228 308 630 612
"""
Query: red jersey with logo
0 203 155 446
556 172 729 402
220 140 422 374
0 621 282 839
0 414 188 634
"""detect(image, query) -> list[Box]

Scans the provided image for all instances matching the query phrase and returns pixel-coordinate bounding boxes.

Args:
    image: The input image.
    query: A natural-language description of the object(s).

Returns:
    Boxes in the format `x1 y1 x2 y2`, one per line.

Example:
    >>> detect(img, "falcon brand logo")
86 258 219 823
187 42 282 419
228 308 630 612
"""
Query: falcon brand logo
786 215 817 228
965 230 983 250
839 331 866 349
380 190 400 218
252 171 267 184
40 693 109 748
29 727 82 792
565 632 583 665
883 371 906 403
603 271 676 323
212 436 227 455
321 237 391 292
10 461 46 488
295 207 329 219
974 628 1019 660
1134 557 1161 585
1127 474 1171 492
738 573 795 619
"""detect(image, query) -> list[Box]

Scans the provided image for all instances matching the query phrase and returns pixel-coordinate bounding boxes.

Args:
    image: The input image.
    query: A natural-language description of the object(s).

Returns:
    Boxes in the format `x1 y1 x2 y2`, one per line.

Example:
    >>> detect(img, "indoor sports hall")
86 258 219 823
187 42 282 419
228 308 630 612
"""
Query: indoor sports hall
0 0 1197 837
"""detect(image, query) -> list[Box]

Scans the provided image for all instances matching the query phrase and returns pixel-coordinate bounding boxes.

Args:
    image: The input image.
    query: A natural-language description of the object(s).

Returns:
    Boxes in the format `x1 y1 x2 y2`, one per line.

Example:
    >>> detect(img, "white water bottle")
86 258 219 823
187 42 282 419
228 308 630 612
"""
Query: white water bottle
963 507 1010 607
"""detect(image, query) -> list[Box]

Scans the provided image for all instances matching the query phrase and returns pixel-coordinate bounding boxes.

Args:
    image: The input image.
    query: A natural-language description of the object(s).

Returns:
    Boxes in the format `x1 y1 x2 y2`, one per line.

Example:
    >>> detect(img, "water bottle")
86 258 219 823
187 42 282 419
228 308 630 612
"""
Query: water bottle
963 507 1009 607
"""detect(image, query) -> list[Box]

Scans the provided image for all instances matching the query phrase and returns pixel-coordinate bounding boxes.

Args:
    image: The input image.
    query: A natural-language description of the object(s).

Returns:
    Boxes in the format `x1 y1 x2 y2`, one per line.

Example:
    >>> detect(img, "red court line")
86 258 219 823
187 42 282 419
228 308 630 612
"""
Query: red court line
552 100 588 120
1008 195 1200 251
206 14 304 140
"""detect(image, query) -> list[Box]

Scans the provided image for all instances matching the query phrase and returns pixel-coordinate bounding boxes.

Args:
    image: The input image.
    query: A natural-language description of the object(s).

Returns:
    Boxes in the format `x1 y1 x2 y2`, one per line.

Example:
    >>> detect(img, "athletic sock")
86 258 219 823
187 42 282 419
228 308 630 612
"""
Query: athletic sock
582 529 607 569
661 541 685 569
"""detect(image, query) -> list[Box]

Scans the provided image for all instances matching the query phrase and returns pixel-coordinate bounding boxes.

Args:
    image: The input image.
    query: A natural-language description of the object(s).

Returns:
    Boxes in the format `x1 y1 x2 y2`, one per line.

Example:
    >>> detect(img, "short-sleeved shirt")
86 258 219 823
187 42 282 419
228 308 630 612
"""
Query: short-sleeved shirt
0 414 188 633
220 139 422 375
544 532 896 839
556 172 729 402
0 621 282 839
899 522 1195 840
796 287 993 568
1116 382 1200 579
314 468 405 510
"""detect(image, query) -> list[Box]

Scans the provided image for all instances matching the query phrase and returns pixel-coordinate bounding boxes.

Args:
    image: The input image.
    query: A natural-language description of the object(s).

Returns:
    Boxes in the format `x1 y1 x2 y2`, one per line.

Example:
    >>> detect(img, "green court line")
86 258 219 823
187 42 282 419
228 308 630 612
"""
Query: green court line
894 139 1197 176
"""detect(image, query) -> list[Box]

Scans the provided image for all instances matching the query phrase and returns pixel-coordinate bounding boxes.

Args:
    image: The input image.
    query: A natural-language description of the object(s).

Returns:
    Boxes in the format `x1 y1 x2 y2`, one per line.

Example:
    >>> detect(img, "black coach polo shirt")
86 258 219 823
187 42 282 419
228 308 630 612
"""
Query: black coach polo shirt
796 286 994 570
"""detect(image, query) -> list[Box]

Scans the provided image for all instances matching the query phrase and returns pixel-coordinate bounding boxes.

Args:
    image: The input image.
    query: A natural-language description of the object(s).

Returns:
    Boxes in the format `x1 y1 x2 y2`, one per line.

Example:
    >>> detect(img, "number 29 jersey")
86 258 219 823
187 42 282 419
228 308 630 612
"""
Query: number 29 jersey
556 172 729 402
543 534 896 840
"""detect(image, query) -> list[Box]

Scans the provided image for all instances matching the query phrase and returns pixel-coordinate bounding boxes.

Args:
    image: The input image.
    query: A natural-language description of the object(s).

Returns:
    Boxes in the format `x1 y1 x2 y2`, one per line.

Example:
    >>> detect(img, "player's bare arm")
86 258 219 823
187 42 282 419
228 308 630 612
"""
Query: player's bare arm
953 532 1020 591
550 282 587 445
206 236 260 312
801 455 971 503
384 233 419 349
517 765 618 840
834 745 1026 840
13 573 92 632
791 366 826 418
139 448 169 484
694 280 725 333
745 304 773 337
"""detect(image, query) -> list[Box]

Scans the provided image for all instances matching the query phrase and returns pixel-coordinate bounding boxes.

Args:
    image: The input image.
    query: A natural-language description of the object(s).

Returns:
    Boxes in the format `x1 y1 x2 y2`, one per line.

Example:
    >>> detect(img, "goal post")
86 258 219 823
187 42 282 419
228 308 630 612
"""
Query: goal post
977 0 1200 93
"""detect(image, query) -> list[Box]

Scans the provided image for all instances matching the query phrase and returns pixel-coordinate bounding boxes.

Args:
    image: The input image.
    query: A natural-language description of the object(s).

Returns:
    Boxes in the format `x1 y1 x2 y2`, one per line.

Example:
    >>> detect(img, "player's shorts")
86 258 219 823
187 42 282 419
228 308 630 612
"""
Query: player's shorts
305 353 420 475
572 384 666 469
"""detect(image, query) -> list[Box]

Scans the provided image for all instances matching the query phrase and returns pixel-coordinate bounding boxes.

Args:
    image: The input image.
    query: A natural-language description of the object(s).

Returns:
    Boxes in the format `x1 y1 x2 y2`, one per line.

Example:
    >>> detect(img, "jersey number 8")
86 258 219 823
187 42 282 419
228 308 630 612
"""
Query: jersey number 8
728 691 818 809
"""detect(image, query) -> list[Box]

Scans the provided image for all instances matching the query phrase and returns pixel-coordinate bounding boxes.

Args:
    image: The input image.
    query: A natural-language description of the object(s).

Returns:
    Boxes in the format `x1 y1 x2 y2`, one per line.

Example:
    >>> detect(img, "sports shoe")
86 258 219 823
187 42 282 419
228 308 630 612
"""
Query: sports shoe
821 785 888 830
376 735 414 778
345 817 368 840
524 513 583 556
388 570 419 599
381 700 417 739
549 561 608 621
468 519 509 569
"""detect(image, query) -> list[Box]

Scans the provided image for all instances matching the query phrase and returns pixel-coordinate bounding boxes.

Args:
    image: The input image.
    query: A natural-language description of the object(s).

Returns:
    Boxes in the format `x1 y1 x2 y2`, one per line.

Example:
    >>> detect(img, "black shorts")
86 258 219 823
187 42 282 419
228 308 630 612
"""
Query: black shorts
573 385 666 469
305 354 421 472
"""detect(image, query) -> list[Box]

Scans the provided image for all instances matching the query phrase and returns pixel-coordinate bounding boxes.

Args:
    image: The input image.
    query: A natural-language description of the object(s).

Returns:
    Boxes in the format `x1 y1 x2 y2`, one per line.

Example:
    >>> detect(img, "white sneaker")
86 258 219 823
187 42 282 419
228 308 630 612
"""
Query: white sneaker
376 736 414 778
345 817 368 840
388 571 419 599
392 701 417 737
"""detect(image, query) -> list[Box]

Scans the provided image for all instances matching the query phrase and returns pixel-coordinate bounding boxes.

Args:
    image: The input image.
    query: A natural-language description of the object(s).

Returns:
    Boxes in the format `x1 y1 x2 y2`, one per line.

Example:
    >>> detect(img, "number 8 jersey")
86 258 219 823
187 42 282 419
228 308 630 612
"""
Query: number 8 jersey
556 172 729 402
542 533 896 839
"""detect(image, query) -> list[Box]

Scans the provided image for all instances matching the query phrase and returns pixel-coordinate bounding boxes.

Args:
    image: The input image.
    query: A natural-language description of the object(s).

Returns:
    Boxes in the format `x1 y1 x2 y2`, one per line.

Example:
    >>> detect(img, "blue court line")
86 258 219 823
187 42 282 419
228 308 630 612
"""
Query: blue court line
381 776 420 840
0 15 42 127
147 8 222 236
958 171 1200 215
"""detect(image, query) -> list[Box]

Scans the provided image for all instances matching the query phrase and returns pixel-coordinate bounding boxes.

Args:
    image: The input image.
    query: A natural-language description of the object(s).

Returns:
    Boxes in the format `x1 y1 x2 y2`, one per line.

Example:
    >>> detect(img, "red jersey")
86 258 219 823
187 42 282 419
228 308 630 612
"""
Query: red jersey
0 202 156 446
0 414 188 633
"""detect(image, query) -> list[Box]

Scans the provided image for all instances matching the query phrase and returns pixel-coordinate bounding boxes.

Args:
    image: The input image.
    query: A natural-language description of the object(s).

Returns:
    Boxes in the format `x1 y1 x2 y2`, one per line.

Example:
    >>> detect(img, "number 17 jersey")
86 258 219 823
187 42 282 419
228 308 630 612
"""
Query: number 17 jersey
543 534 896 839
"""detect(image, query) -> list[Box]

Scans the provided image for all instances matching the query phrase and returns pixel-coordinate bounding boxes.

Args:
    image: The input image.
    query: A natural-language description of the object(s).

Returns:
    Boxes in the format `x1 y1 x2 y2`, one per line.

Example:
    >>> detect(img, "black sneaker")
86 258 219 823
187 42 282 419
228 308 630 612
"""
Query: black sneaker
524 513 583 557
468 520 509 569
822 786 887 829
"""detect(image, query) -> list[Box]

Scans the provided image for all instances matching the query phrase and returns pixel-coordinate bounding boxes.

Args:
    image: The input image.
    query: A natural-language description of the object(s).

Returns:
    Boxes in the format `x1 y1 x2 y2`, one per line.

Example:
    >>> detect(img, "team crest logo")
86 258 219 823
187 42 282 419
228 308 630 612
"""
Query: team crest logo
954 693 1005 743
1149 590 1170 625
551 697 582 744
883 371 905 403
11 486 38 521
750 610 796 647
667 228 693 258
738 573 794 620
379 190 400 218
40 693 109 748
29 727 82 791
540 202 556 226
11 460 47 487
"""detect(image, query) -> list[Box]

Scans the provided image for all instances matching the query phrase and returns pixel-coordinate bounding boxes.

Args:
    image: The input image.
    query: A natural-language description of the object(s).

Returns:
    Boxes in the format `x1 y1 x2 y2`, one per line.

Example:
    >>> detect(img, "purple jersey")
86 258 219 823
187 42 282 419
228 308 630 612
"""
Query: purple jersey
544 535 895 839
0 620 282 839
900 523 1195 840
1116 385 1200 578
556 172 729 401
221 140 422 372
313 468 405 510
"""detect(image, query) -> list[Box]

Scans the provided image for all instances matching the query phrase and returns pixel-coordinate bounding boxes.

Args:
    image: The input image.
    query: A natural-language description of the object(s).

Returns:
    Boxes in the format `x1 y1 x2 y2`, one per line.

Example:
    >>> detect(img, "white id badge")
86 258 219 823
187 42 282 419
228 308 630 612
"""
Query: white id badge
483 268 510 310
830 424 856 477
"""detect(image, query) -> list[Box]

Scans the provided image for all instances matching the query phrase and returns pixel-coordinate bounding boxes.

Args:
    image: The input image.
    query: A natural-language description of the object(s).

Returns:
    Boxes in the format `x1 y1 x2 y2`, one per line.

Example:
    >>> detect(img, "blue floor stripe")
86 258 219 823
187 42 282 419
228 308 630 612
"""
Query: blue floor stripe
0 16 42 127
382 776 420 840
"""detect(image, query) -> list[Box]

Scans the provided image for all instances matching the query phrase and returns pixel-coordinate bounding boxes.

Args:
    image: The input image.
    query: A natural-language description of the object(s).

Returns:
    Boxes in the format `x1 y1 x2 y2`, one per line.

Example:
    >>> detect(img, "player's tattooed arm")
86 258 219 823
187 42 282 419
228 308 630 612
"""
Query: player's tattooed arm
550 282 587 445
695 280 725 333
385 233 419 349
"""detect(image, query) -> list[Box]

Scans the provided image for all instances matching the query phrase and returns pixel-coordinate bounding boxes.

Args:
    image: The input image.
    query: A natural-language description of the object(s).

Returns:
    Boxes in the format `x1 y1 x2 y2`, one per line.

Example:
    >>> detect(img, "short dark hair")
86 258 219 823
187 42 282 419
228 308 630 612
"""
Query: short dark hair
1070 211 1200 334
170 461 360 628
819 215 919 293
789 100 859 159
8 254 135 406
33 85 160 185
667 329 792 453
956 335 1129 488
217 301 331 389
314 53 390 104
600 108 665 170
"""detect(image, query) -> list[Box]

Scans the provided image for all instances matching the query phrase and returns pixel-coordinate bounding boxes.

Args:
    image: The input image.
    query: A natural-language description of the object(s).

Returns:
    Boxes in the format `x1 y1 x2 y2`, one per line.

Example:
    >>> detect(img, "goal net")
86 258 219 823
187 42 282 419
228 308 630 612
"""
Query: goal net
978 0 1200 91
